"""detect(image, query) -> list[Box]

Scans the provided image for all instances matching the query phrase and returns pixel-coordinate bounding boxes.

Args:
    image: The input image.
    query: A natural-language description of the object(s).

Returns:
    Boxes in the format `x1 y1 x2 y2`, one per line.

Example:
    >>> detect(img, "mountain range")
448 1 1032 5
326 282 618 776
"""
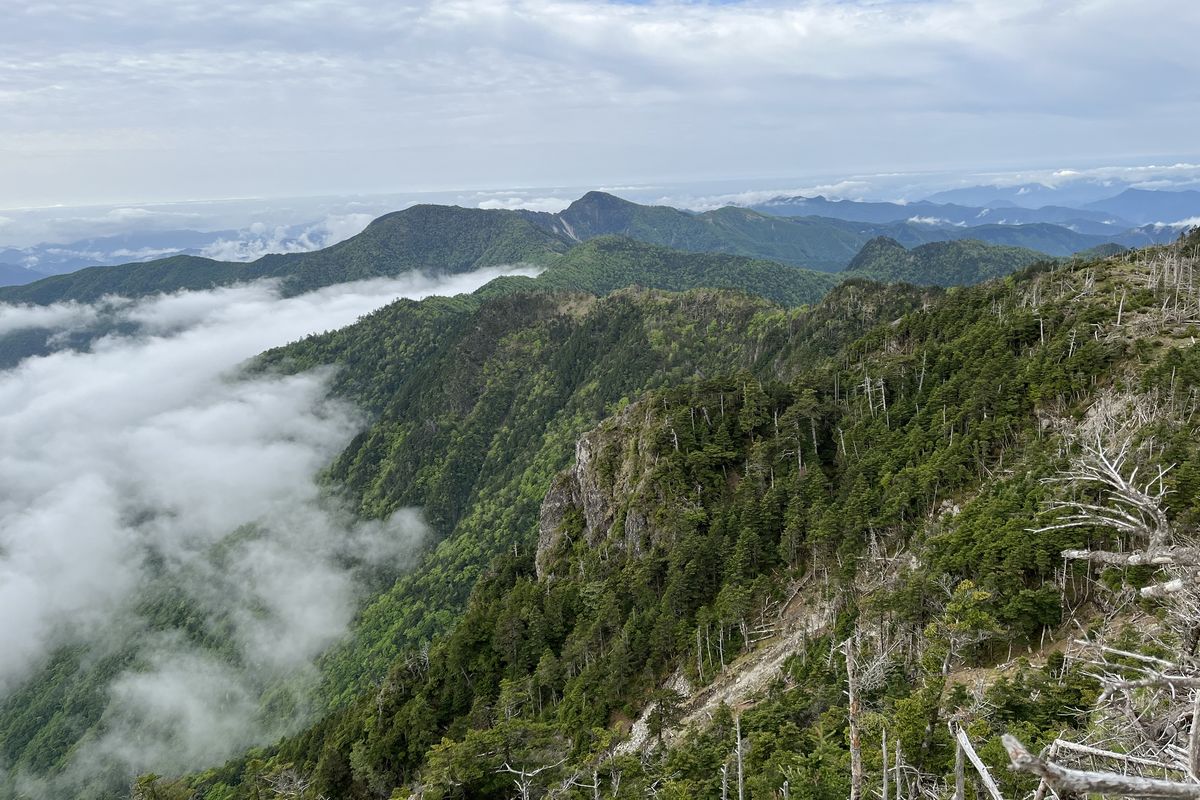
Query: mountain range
3 187 1192 294
2 190 1199 800
120 226 1200 800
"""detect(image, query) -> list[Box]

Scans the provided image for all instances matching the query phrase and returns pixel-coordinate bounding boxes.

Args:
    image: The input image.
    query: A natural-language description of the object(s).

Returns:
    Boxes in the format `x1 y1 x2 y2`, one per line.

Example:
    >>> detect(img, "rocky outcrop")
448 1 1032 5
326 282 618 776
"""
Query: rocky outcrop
535 401 658 579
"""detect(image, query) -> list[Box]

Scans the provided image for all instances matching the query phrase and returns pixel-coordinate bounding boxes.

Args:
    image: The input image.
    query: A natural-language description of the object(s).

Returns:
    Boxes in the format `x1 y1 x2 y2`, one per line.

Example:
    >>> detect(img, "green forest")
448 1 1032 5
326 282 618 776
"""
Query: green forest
3 208 1199 800
139 229 1200 798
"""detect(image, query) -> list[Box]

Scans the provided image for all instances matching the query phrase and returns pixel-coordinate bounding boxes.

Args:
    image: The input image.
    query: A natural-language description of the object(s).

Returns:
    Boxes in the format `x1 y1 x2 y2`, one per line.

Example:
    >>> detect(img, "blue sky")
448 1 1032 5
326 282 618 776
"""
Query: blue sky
2 0 1198 208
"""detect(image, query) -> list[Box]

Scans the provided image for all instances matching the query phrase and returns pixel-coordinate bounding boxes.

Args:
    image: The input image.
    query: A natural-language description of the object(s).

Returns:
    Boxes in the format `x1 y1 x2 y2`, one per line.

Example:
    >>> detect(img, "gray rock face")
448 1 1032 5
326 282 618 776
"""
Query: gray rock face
535 402 657 579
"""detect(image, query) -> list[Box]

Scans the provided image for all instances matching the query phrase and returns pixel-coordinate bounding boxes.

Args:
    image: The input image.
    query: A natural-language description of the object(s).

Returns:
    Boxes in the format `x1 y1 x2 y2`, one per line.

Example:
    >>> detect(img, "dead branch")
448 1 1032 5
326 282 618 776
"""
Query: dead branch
1004 734 1200 798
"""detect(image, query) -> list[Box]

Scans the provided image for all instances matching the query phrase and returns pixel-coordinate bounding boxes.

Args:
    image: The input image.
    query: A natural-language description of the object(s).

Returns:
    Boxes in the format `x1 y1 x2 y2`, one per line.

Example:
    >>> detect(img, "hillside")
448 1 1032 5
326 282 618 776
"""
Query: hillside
515 236 839 307
0 206 571 306
845 236 1051 286
109 233 1200 800
0 194 1147 310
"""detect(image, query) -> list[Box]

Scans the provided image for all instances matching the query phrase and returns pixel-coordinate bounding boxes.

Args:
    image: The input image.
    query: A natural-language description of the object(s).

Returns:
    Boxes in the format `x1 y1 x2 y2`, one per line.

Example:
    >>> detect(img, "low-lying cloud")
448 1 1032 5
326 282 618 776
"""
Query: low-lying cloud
0 266 535 794
200 214 376 261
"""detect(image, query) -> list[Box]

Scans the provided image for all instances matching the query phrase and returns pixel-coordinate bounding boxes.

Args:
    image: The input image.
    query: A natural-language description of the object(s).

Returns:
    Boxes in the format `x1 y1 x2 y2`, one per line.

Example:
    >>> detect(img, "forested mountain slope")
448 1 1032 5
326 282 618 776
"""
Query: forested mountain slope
0 237 835 371
121 233 1200 800
0 236 855 798
844 236 1051 286
0 206 571 305
0 193 1108 310
525 192 1102 270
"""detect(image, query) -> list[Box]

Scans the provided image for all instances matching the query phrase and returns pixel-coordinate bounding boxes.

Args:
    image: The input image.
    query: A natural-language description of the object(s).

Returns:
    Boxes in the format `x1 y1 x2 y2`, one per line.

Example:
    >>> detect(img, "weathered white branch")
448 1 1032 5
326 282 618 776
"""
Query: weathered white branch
1062 548 1200 567
1052 738 1180 771
954 728 1005 800
1004 735 1200 798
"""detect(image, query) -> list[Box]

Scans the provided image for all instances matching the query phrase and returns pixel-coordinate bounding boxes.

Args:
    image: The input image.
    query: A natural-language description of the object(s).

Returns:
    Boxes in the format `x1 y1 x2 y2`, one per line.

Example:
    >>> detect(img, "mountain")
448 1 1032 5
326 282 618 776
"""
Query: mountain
7 218 1200 798
751 194 1132 234
0 206 571 306
1083 188 1200 225
121 232 1200 800
524 192 877 270
0 229 240 277
0 263 45 287
923 180 1138 208
1 193 1163 310
844 236 1050 286
537 192 1138 268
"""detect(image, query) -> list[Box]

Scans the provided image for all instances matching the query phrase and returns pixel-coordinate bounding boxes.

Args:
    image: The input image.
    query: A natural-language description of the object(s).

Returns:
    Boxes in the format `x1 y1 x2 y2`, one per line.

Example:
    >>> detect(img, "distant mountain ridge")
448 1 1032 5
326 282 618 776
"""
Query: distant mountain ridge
0 263 44 286
1083 188 1200 225
750 193 1130 234
523 191 1151 267
1 190 1175 305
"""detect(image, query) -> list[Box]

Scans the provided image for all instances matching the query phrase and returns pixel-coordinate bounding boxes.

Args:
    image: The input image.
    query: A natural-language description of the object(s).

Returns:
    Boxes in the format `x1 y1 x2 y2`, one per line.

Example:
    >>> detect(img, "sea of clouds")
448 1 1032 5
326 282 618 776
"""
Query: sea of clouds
0 265 535 793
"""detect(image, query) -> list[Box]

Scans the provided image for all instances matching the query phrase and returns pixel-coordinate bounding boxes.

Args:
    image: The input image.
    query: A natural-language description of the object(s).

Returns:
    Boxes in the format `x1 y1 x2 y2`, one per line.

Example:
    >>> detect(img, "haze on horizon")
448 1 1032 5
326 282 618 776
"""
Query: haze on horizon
3 0 1199 210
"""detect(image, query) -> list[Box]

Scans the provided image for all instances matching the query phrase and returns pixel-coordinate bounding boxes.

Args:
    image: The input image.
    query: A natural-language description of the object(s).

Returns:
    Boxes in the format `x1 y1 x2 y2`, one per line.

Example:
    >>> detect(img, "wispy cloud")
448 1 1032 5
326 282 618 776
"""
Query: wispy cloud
199 213 375 261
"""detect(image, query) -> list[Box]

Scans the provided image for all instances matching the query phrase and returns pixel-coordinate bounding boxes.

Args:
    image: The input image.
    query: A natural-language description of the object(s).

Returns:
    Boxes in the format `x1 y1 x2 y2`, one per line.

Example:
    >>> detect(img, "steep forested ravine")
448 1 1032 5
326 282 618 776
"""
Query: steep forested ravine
119 233 1200 800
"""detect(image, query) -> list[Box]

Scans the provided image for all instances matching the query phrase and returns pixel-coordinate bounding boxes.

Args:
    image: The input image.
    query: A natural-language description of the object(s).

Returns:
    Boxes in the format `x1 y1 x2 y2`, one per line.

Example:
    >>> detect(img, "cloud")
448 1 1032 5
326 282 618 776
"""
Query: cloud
0 297 129 336
477 196 571 212
199 213 375 261
907 216 964 227
1152 216 1200 230
2 0 1198 207
0 264 538 793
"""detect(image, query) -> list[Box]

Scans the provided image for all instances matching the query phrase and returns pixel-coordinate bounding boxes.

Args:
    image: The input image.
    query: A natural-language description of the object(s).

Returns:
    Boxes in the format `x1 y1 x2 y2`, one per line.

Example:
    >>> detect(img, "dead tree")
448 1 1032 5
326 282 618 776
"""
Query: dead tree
1004 421 1200 797
1037 435 1174 551
498 758 566 800
1004 734 1200 799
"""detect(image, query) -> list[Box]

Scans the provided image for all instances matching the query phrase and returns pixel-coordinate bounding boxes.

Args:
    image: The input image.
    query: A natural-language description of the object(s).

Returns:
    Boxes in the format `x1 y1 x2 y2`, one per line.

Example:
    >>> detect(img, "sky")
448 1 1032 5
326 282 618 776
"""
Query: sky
3 0 1199 209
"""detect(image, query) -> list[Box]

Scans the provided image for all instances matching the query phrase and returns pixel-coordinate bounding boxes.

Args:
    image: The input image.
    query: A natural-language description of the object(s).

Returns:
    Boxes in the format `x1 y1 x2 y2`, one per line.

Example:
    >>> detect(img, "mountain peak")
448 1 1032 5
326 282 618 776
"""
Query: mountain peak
846 235 907 271
566 191 637 212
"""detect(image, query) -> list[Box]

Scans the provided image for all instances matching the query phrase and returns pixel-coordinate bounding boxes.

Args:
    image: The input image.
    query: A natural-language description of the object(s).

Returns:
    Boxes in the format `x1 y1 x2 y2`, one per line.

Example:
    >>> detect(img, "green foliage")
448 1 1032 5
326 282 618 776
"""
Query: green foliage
845 236 1051 286
10 234 1198 800
0 206 570 305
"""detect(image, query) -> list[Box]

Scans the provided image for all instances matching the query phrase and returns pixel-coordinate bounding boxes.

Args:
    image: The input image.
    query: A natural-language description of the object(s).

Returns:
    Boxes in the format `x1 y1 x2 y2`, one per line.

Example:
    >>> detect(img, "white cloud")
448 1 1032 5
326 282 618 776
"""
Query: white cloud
199 213 375 261
1 0 1197 207
1152 216 1200 230
907 216 964 227
0 264 538 791
0 297 126 336
477 195 571 212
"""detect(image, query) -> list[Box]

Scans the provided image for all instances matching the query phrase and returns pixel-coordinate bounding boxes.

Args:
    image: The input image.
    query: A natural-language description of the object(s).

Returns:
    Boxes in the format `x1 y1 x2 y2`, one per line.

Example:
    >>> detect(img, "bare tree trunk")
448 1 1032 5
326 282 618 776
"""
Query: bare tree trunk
894 739 902 800
736 712 745 800
1191 689 1200 782
954 739 965 800
845 637 864 800
882 729 889 800
955 728 1004 800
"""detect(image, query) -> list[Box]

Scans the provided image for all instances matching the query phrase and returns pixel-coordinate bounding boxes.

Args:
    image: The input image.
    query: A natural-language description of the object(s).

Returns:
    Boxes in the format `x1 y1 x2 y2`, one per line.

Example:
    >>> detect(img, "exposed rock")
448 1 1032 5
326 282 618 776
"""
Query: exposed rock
535 401 661 579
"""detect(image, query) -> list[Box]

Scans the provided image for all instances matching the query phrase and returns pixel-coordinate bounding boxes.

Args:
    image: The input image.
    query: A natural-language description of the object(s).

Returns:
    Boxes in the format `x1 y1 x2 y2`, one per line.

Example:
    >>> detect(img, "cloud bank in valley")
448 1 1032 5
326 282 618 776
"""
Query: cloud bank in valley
0 265 536 792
